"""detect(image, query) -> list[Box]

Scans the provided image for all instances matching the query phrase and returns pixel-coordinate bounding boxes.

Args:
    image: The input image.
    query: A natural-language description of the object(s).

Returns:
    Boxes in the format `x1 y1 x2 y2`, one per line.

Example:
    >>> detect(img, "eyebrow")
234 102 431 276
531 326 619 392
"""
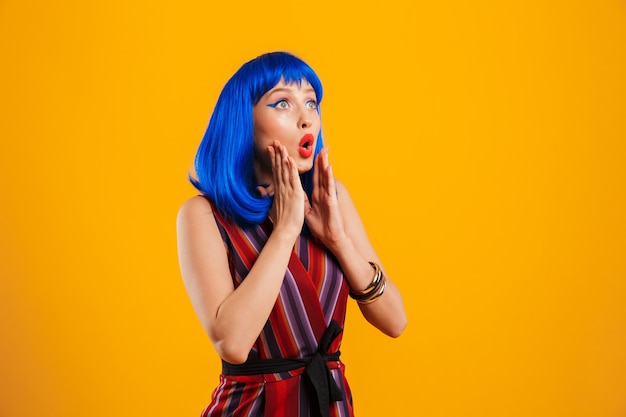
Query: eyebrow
267 86 315 95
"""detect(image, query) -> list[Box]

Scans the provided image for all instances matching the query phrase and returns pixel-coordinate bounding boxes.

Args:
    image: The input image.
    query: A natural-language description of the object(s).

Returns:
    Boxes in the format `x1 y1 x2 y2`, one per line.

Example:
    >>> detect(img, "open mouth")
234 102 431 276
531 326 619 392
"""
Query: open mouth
298 134 314 158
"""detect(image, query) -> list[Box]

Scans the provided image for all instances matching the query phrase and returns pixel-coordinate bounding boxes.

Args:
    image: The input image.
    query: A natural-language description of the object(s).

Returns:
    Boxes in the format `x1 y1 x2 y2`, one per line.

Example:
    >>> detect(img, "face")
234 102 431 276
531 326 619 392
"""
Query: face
253 79 321 179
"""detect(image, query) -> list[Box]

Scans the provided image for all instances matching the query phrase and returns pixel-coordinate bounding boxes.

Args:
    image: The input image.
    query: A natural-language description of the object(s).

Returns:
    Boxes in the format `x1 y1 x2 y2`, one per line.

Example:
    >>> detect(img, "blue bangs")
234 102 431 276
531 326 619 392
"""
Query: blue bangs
240 52 324 106
190 51 325 226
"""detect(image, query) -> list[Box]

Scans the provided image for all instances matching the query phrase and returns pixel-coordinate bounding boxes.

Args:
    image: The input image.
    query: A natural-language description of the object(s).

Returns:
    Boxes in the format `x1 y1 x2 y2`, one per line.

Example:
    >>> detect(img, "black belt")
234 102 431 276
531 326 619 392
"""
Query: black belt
222 320 344 417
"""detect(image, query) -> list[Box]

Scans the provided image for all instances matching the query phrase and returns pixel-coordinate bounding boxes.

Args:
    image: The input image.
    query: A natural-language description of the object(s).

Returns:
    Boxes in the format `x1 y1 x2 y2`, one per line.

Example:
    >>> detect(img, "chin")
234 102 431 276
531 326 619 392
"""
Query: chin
297 161 314 174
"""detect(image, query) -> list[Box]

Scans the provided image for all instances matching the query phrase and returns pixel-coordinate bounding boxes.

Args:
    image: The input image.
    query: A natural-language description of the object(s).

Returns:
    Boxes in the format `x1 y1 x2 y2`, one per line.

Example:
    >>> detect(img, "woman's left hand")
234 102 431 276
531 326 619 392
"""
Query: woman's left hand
304 148 348 250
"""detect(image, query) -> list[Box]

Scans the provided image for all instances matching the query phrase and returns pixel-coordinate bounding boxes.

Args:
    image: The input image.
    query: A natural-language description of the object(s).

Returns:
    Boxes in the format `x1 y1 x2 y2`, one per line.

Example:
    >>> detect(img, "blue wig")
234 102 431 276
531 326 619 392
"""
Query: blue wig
190 51 324 226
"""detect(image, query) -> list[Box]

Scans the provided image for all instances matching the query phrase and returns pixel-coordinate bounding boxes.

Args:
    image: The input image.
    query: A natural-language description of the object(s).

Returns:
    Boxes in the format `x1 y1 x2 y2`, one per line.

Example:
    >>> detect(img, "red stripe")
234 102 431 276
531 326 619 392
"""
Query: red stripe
308 238 325 292
287 251 328 340
269 296 300 357
265 376 300 415
205 201 353 416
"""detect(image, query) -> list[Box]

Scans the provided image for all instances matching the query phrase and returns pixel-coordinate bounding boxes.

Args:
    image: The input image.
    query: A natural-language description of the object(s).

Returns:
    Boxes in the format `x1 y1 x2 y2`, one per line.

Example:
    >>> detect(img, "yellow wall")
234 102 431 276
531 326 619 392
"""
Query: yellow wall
1 1 625 416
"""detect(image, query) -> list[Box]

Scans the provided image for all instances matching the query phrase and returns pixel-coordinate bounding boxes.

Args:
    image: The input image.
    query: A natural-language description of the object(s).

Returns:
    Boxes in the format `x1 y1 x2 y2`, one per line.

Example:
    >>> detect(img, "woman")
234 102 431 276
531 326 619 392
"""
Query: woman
177 51 407 417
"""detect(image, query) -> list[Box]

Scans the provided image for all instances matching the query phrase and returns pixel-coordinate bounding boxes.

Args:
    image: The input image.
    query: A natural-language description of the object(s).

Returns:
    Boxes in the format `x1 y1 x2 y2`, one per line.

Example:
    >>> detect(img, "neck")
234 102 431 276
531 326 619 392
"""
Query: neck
254 159 274 194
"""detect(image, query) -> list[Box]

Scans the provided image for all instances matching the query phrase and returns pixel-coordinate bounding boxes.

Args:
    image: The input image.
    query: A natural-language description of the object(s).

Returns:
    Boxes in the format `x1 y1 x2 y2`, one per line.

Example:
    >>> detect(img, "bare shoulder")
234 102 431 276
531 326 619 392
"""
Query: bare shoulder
177 195 214 226
176 195 223 246
178 195 212 216
176 195 229 279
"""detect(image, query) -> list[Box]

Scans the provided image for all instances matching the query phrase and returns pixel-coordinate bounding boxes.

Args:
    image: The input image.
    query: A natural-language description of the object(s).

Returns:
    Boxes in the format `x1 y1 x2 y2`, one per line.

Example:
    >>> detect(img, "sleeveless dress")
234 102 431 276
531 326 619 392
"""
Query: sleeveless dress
201 202 354 417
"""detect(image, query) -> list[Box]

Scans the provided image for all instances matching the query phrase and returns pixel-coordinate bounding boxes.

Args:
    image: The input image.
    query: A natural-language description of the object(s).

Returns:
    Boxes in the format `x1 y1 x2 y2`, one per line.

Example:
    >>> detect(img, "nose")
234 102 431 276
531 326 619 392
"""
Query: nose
299 112 312 129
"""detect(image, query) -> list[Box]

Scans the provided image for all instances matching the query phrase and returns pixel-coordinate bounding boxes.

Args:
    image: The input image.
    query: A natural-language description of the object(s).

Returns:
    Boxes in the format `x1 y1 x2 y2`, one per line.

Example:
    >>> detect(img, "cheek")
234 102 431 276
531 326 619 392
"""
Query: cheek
312 118 322 141
254 112 289 141
311 111 321 130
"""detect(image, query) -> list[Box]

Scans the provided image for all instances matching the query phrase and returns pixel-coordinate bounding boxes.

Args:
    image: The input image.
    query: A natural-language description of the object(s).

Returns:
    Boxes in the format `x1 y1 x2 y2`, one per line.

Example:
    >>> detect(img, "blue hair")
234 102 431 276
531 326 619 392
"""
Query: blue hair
190 51 324 226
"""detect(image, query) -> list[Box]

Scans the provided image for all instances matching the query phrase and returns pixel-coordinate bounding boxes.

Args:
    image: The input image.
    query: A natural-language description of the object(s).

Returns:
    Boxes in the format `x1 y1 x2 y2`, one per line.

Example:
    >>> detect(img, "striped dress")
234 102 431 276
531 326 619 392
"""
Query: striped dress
201 203 354 417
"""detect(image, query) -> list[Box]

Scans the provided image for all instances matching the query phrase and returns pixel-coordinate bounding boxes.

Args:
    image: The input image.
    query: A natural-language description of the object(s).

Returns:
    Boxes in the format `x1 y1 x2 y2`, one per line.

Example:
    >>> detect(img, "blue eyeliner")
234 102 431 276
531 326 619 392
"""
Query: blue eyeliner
266 99 285 108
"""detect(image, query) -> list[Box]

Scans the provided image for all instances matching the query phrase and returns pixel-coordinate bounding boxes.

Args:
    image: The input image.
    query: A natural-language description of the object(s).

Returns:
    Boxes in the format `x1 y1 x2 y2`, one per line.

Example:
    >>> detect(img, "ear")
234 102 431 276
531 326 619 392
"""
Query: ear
256 184 271 198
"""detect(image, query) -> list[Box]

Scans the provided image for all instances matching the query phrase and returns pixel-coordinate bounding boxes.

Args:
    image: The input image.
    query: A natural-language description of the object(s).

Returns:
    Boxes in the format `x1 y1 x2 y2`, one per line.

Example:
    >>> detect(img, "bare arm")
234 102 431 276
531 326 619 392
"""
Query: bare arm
177 143 304 364
304 149 407 337
332 181 407 337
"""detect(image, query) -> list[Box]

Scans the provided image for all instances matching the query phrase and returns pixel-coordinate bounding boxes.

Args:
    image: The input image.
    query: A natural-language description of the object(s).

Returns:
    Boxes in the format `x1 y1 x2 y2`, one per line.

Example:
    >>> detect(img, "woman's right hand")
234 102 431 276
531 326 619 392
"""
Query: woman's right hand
264 140 305 240
178 141 308 364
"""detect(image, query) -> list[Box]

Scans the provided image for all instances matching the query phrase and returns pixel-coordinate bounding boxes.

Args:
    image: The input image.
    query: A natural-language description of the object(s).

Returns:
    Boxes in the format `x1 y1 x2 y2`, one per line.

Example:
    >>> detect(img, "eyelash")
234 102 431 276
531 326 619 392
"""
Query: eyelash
267 99 318 109
267 99 288 109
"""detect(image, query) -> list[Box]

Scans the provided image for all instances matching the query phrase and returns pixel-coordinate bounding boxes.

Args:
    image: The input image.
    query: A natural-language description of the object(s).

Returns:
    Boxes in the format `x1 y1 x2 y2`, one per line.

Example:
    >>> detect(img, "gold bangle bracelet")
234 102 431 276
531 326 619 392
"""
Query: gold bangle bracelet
349 262 382 297
350 262 387 303
356 277 387 305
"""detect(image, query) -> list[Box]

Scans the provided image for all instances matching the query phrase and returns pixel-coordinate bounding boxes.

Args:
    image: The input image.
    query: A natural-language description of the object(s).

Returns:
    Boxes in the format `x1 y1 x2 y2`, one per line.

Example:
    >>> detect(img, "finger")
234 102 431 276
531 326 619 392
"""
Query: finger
268 145 276 168
272 141 287 187
312 150 324 200
280 144 291 186
269 144 283 191
322 147 330 171
326 164 337 200
319 148 330 196
288 155 302 190
324 149 337 199
270 144 281 187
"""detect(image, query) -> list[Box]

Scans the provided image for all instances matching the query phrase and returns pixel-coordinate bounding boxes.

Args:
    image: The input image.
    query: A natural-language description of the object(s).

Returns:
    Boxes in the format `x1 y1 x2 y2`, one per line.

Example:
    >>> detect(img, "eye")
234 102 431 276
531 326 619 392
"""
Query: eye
267 99 289 109
305 99 318 109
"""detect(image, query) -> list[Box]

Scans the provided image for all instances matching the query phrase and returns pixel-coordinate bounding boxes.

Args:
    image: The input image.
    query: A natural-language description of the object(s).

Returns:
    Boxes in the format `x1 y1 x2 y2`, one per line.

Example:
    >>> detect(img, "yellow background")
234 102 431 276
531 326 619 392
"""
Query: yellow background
1 1 625 416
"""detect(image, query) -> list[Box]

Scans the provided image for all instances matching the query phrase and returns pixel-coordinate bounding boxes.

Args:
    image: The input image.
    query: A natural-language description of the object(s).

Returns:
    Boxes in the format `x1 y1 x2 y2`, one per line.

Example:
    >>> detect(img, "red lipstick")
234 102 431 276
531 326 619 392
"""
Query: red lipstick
298 134 314 158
